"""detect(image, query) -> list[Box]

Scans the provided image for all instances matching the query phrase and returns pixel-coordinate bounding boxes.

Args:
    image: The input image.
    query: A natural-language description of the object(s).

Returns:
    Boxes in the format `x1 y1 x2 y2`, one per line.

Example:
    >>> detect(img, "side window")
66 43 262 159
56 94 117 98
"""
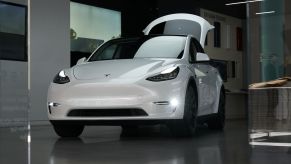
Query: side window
95 44 117 60
193 39 205 53
189 39 197 63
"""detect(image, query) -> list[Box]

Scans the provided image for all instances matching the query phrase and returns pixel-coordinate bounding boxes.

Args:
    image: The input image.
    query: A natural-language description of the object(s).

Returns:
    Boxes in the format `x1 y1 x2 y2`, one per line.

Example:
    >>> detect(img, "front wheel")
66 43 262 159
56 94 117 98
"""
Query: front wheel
52 122 84 138
168 85 197 137
207 89 225 130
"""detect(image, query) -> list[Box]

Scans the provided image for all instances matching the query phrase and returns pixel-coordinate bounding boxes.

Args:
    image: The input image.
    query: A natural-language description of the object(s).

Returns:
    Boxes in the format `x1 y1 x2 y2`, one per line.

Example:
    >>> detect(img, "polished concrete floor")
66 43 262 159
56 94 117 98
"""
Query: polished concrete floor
1 120 291 164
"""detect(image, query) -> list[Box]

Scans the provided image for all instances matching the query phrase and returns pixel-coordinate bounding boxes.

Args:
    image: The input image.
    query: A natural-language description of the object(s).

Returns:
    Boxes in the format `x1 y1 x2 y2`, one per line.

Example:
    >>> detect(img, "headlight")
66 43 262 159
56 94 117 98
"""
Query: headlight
146 66 180 82
53 70 70 84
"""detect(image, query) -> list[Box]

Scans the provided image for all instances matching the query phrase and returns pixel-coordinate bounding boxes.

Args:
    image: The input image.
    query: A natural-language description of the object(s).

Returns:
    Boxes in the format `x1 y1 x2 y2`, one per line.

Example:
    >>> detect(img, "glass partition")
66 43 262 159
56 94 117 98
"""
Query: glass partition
70 2 121 66
248 0 291 147
248 0 291 83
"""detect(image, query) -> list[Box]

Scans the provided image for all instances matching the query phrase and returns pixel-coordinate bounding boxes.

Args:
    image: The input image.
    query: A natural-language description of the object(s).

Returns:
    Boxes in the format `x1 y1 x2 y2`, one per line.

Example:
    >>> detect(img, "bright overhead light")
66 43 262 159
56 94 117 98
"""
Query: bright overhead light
250 142 291 147
225 0 263 6
250 132 291 139
249 132 268 139
256 11 275 15
269 132 291 137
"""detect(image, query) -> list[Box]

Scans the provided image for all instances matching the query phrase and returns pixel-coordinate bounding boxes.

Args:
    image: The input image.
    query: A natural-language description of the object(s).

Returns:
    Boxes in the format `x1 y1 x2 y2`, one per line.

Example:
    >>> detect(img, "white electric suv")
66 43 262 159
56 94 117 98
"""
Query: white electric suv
47 14 225 137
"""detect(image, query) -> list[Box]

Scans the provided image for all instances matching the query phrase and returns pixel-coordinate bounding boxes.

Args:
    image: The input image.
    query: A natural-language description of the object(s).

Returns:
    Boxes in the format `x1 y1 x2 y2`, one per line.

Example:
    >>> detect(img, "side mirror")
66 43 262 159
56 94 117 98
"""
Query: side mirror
196 52 210 62
76 57 86 65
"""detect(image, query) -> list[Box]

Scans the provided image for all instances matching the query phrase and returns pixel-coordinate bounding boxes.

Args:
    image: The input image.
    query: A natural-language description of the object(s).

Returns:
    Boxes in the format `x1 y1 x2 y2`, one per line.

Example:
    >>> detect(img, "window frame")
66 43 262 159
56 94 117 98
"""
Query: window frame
189 38 197 64
0 1 27 62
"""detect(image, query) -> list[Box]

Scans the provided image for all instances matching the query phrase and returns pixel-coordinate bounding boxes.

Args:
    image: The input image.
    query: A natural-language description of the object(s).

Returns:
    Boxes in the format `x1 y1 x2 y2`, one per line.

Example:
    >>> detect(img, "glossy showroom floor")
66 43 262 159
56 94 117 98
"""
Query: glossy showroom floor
1 120 291 164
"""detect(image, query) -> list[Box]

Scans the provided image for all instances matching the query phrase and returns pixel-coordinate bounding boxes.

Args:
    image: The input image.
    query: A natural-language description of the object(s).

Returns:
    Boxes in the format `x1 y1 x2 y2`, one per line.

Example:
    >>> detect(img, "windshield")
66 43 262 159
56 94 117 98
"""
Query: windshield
88 36 186 61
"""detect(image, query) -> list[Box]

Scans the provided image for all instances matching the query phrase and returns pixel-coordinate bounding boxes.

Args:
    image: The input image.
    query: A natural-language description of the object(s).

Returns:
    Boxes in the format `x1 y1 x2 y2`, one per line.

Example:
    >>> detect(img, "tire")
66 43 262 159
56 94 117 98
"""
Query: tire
207 89 225 130
52 123 84 138
168 84 197 137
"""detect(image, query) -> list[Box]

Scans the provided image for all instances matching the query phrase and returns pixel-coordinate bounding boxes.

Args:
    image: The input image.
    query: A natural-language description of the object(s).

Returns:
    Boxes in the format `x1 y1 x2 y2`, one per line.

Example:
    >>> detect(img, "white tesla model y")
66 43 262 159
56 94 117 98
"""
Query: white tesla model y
47 14 225 137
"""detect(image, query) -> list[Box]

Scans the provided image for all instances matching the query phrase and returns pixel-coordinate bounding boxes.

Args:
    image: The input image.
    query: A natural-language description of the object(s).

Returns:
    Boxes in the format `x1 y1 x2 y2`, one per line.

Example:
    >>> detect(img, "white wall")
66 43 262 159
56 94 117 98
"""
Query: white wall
29 0 70 121
201 9 244 90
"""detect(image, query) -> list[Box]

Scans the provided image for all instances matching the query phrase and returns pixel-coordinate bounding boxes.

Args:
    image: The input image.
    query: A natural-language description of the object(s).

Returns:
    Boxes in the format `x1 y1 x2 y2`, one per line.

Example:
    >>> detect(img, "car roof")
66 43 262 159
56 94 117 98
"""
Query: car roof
109 34 191 42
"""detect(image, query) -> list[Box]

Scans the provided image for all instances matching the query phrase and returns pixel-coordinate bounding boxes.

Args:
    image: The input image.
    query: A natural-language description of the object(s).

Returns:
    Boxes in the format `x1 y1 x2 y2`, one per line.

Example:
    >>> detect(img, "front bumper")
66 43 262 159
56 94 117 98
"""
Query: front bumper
47 78 187 121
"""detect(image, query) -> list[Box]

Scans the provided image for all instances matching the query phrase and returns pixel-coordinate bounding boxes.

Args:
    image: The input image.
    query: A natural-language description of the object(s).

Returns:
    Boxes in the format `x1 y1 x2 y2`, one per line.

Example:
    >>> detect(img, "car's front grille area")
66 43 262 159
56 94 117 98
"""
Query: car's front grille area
67 109 148 117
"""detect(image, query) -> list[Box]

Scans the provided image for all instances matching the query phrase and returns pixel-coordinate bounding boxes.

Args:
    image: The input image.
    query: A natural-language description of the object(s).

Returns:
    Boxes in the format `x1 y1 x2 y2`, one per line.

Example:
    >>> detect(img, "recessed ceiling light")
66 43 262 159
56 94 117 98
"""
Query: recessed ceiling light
250 141 291 147
225 0 264 6
256 11 275 15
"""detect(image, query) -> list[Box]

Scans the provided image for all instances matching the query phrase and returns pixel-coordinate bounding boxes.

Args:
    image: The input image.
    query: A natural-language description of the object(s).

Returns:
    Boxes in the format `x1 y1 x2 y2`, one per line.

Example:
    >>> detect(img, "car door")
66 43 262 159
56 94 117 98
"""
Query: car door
187 38 212 115
192 39 218 115
143 13 214 47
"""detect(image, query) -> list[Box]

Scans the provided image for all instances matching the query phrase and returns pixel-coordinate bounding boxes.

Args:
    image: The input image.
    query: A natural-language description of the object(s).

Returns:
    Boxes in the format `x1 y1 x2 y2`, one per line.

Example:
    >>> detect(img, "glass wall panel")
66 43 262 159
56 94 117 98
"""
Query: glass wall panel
248 0 291 147
70 2 121 66
248 0 291 83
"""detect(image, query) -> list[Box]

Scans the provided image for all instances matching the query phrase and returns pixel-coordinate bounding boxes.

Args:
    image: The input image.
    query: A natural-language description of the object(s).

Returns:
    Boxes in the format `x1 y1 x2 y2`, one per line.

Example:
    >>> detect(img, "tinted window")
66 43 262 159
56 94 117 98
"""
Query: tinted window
189 40 197 63
193 39 205 53
0 2 26 61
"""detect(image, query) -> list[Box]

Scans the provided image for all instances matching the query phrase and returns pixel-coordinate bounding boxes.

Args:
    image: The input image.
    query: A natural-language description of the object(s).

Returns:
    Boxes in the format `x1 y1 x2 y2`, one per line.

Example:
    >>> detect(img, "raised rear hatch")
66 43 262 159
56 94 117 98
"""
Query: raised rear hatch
143 13 214 47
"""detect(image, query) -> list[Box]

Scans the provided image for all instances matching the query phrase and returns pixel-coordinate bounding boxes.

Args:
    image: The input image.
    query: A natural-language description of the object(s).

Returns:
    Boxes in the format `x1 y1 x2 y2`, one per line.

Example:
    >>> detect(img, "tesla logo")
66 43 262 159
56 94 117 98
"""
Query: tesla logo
104 74 111 77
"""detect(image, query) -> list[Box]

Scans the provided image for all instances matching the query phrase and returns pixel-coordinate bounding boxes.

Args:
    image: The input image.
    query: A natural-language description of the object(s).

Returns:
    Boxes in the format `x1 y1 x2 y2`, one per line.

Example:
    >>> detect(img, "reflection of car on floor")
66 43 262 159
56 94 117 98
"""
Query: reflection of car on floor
47 13 225 137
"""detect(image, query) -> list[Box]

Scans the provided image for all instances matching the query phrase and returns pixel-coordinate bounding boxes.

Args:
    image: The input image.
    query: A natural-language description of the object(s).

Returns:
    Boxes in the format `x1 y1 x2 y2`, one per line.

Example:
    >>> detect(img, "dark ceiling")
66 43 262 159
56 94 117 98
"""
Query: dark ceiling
186 0 246 19
72 0 246 19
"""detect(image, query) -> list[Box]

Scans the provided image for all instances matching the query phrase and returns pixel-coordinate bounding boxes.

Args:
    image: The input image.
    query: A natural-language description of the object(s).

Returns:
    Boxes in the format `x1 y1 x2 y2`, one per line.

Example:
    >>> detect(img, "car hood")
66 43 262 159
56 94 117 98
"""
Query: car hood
73 59 179 80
